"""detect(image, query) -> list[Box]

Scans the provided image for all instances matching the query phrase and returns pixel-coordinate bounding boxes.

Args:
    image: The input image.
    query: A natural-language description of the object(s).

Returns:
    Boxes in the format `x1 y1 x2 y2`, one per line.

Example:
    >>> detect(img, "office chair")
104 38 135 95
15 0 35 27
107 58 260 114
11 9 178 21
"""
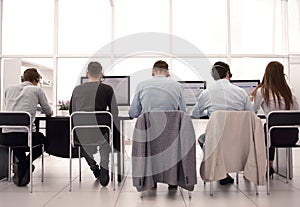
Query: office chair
132 110 197 198
0 111 44 193
69 111 115 191
200 111 266 196
266 110 300 195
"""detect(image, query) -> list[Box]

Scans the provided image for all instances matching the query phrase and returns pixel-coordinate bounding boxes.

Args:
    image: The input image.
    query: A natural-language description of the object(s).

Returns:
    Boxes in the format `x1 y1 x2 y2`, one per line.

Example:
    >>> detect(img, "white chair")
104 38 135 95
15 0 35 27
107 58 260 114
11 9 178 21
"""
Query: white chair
69 111 115 191
0 111 44 193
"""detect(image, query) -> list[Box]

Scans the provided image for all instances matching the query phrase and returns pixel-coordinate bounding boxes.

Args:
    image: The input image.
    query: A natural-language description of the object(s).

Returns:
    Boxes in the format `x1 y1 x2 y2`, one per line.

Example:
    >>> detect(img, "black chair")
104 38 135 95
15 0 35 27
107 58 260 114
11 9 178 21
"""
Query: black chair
0 111 44 193
69 111 115 191
266 110 300 195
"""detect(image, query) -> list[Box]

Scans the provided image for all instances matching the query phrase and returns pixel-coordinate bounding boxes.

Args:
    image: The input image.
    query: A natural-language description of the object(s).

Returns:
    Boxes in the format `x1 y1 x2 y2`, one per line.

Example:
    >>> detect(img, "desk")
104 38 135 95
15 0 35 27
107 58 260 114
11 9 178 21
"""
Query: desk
35 116 124 182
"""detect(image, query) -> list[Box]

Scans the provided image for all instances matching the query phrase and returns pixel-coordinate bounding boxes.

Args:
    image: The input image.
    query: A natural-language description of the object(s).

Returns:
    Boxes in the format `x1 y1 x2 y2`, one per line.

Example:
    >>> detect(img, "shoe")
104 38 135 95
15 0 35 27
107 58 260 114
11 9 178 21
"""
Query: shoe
91 166 100 179
151 182 157 189
268 167 275 179
20 165 35 186
99 167 109 187
13 163 35 187
219 175 234 185
168 185 178 190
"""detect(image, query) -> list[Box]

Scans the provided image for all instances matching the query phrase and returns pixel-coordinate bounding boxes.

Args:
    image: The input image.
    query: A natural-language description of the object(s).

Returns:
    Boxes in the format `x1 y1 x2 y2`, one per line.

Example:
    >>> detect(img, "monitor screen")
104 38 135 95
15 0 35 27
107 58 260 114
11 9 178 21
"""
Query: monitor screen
230 80 260 95
81 76 130 106
178 81 206 106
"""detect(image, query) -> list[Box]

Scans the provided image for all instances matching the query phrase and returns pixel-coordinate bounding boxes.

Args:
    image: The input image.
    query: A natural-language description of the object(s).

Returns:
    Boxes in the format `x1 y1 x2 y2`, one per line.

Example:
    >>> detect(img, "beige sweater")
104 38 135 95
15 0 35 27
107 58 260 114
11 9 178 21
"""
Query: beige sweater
200 111 266 185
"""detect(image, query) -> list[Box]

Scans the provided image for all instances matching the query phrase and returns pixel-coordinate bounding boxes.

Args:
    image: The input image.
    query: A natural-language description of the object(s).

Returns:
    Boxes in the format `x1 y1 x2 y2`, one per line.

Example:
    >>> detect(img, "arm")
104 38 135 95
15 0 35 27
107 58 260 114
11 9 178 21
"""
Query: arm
178 86 187 113
243 92 254 112
128 87 142 118
191 91 209 118
69 95 74 114
292 94 299 110
252 89 264 113
108 90 119 118
38 89 53 116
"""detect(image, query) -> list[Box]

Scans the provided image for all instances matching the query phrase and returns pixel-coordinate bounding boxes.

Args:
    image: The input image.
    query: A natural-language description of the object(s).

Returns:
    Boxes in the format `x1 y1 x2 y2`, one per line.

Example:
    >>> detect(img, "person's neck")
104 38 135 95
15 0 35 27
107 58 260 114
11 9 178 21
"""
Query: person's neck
89 77 100 82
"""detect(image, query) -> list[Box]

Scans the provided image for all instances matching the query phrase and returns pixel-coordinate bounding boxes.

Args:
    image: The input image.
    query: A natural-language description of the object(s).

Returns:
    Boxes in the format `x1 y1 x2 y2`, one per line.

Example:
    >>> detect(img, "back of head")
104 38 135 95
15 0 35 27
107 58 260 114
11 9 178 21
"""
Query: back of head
153 60 169 71
261 61 293 109
211 61 232 80
23 68 41 83
263 61 285 87
87 61 102 78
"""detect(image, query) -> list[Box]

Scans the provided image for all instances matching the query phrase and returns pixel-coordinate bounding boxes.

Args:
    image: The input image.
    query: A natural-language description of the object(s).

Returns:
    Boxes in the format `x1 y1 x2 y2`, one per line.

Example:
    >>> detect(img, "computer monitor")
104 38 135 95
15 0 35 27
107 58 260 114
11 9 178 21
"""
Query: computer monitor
81 76 130 106
178 81 206 106
230 80 260 95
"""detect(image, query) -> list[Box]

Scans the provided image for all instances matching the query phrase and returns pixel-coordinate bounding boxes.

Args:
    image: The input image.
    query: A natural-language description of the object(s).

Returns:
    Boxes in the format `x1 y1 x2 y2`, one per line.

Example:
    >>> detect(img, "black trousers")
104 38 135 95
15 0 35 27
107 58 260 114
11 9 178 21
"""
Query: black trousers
0 132 48 169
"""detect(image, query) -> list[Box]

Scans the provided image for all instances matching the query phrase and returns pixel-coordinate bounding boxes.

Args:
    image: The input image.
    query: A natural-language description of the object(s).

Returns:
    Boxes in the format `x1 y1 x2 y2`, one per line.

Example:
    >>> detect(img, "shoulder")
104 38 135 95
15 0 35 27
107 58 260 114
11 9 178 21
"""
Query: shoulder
100 82 113 90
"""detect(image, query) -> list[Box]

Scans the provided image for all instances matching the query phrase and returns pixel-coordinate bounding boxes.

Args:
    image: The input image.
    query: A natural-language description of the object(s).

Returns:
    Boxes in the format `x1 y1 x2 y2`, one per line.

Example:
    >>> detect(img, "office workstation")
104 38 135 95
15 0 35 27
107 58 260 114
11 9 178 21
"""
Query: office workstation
1 0 300 207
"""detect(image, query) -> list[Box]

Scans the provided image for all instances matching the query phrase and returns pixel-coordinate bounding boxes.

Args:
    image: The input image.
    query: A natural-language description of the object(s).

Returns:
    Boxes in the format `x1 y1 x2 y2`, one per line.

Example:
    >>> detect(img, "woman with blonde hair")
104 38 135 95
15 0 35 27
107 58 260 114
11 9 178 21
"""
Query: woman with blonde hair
251 61 299 178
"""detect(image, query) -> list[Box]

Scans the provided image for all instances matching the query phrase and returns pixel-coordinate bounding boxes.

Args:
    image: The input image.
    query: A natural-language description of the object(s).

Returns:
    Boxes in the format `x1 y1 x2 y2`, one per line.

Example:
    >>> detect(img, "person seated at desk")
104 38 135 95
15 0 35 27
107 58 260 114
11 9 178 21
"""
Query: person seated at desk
0 68 53 186
250 61 299 179
129 60 187 118
129 60 187 190
69 61 118 187
191 61 253 185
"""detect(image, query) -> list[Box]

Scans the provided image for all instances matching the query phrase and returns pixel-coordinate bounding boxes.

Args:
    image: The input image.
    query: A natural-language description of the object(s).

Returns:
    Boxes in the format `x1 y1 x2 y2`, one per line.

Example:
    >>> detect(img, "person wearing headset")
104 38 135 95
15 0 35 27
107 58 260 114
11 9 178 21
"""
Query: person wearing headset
0 68 53 187
191 61 253 185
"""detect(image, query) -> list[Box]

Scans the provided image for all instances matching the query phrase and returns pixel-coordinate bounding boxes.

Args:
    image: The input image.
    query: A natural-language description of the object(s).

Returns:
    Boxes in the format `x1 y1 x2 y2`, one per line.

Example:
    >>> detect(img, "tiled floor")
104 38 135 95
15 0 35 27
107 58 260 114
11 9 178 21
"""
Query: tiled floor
1 146 300 207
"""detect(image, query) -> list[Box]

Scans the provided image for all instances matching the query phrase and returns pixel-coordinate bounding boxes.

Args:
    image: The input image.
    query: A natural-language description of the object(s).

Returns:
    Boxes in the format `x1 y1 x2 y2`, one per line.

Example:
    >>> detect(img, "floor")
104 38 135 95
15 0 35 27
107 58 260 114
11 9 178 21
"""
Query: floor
1 146 300 207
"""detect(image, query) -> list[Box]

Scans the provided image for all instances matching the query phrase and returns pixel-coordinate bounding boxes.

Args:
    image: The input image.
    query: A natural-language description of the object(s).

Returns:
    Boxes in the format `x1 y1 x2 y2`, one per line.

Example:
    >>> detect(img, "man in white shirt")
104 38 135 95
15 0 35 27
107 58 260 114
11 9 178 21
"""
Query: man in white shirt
192 61 253 185
0 68 53 186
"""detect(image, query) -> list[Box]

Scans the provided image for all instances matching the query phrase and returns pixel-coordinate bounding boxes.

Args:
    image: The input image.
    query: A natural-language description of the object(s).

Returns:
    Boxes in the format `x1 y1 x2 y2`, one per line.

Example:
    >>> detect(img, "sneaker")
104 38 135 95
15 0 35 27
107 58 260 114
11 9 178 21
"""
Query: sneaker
13 163 35 187
151 182 157 189
168 185 178 190
219 175 234 185
20 165 35 186
99 168 109 187
92 167 100 179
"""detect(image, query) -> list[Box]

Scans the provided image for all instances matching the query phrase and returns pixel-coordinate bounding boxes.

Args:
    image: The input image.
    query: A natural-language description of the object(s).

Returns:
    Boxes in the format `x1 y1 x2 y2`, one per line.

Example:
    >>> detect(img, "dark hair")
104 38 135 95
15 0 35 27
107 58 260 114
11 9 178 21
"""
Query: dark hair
87 62 102 77
23 68 41 83
211 61 232 80
251 61 293 109
153 60 169 70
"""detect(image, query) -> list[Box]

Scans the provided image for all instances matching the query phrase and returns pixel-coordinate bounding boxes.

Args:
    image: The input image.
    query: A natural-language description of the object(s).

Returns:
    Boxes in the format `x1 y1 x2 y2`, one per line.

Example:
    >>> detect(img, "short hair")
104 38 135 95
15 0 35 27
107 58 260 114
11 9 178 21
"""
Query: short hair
211 61 232 80
87 62 102 77
23 68 41 83
153 60 169 70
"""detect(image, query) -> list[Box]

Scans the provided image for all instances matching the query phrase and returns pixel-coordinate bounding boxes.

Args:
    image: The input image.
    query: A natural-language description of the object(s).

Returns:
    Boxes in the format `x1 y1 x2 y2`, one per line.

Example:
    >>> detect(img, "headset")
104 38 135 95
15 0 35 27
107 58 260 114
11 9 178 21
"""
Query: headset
213 64 232 78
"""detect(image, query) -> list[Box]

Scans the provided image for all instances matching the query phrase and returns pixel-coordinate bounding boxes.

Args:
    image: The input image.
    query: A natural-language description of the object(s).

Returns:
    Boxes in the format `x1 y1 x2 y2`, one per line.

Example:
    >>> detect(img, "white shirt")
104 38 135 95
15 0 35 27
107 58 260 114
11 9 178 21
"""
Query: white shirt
192 79 253 117
3 81 52 132
252 88 299 115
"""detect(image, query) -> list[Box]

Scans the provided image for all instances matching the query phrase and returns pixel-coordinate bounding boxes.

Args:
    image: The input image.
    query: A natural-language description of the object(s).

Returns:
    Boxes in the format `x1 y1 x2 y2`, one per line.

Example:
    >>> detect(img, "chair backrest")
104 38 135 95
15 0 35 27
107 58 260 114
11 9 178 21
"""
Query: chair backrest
201 110 266 185
0 111 31 126
69 111 113 146
266 110 300 147
132 110 197 191
267 110 300 128
0 111 32 146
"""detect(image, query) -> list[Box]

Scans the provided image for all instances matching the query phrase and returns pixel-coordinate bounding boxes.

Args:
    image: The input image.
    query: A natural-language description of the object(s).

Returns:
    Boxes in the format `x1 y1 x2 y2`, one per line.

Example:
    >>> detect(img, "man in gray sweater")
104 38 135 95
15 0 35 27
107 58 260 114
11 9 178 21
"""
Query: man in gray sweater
69 62 118 186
